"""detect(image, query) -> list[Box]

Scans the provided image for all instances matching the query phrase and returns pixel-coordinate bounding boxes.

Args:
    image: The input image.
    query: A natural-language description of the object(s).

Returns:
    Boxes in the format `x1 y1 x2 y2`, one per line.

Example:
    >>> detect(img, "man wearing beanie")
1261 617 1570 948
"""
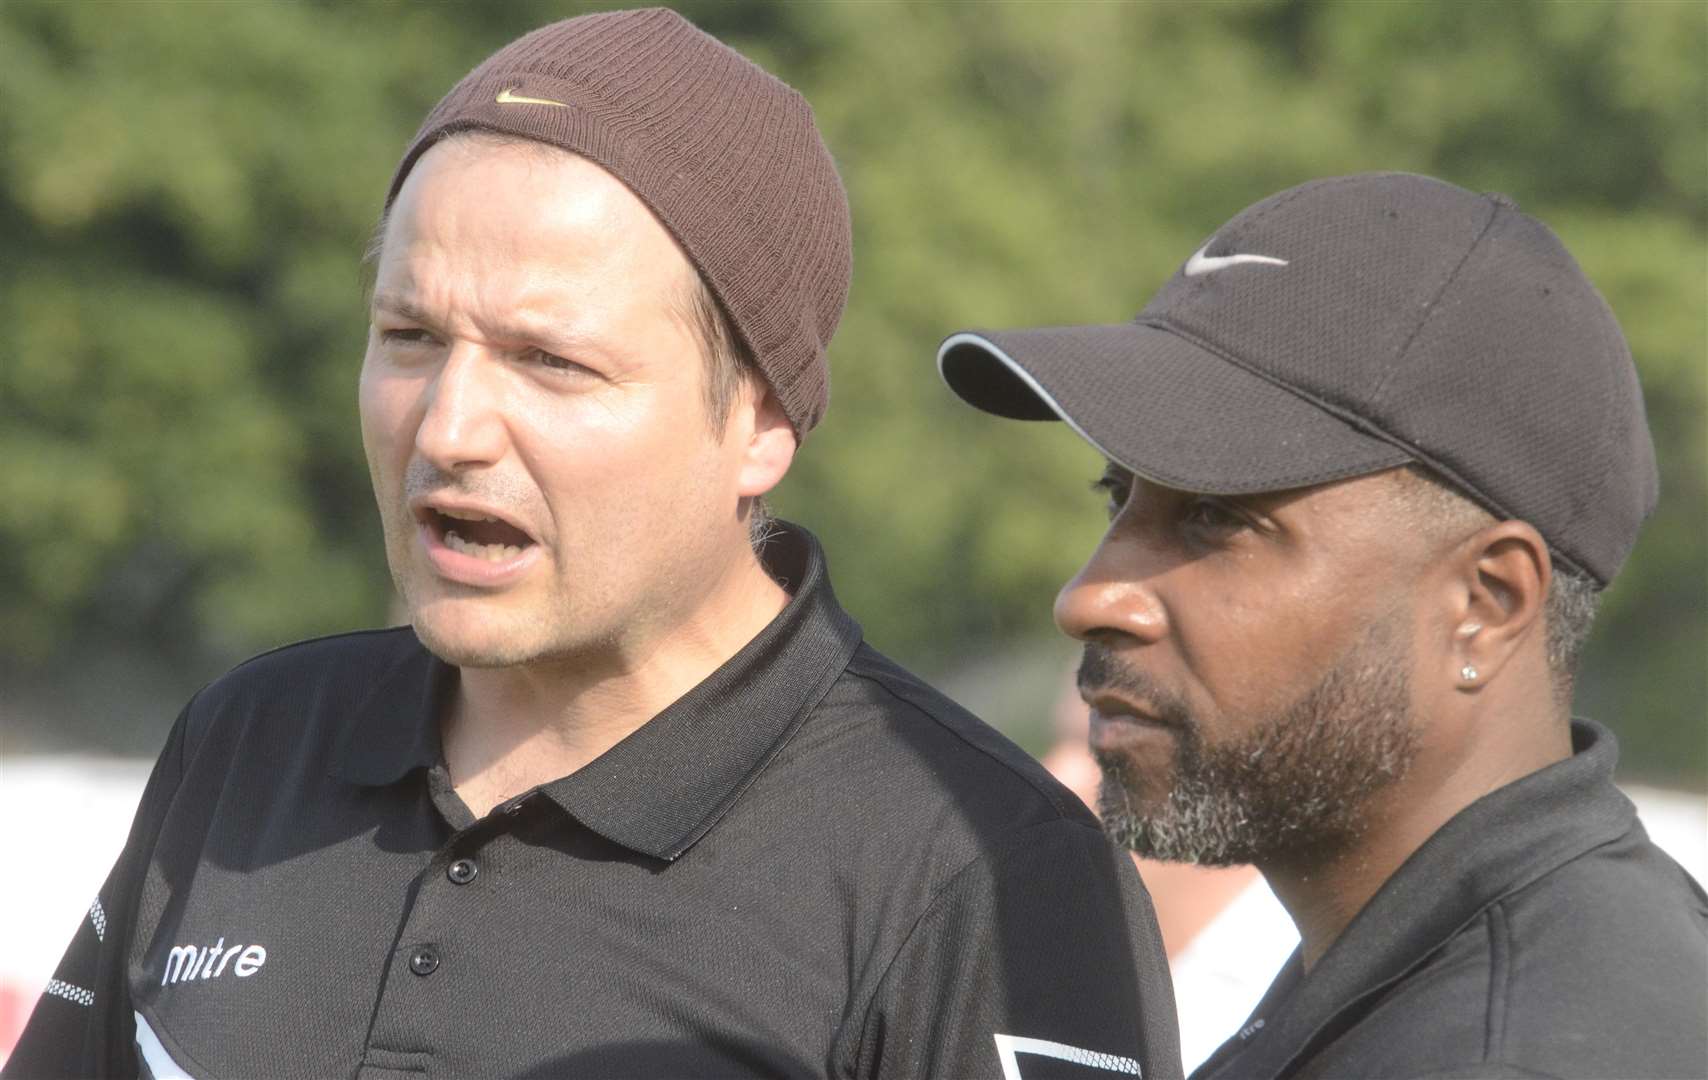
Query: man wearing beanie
939 172 1708 1079
7 10 1181 1079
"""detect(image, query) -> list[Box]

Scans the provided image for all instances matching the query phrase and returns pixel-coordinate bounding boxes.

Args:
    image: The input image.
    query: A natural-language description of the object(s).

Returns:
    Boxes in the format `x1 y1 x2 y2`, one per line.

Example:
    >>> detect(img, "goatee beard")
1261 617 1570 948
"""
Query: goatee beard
1087 616 1419 866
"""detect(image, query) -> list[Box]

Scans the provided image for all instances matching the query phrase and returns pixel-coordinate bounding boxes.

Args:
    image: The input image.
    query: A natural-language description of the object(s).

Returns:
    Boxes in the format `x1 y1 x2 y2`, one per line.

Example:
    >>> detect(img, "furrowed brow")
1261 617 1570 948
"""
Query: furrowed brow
367 292 607 361
370 291 434 323
506 319 600 356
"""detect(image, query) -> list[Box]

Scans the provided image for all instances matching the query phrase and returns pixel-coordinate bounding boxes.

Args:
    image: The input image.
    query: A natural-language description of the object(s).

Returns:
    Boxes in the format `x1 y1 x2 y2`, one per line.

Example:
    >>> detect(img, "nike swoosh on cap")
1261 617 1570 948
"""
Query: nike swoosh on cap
1183 244 1289 277
496 87 570 108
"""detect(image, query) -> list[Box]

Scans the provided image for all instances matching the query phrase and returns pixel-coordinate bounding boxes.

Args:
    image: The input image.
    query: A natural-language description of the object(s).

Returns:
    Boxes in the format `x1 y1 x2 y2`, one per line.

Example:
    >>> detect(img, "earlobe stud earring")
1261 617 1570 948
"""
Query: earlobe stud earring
1460 665 1479 683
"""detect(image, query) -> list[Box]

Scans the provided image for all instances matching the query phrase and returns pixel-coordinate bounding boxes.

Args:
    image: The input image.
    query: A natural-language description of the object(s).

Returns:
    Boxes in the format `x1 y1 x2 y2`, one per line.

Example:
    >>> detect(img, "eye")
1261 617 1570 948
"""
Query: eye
1090 469 1133 520
1181 496 1247 534
379 327 437 346
523 347 587 374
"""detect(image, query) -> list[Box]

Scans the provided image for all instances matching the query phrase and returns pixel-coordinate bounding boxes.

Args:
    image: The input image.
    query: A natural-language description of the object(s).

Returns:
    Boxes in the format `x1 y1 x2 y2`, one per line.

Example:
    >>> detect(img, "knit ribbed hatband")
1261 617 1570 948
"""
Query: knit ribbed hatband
384 7 852 438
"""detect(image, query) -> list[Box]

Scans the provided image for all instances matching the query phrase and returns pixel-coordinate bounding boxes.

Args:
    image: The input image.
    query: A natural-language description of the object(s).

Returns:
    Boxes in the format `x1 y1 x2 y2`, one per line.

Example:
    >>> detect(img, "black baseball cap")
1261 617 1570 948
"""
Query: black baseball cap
938 172 1657 587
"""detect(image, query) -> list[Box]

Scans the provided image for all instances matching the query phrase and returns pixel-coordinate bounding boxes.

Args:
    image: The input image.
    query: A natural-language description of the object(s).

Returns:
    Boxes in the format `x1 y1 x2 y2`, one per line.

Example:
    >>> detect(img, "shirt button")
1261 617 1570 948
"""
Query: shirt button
447 858 478 884
408 946 440 977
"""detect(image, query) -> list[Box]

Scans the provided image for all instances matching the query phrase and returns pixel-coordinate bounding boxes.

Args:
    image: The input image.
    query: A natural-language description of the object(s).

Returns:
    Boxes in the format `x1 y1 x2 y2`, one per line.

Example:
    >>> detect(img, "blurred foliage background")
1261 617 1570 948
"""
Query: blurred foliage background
2 0 1703 786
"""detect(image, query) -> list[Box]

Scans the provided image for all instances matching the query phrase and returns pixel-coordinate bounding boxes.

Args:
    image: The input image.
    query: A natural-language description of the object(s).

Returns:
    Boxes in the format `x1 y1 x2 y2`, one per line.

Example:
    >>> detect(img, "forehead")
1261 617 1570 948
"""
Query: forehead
375 136 696 316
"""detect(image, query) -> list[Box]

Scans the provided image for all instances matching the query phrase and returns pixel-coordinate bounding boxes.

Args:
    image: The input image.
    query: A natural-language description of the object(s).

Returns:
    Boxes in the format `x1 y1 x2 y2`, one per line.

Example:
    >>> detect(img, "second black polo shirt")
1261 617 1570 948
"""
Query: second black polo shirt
10 524 1182 1080
1191 721 1708 1080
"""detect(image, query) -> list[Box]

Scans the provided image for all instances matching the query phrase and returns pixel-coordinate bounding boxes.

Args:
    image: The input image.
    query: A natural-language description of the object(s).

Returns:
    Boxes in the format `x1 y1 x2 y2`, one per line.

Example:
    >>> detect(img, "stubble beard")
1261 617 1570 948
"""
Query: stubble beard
1091 614 1420 867
379 459 585 670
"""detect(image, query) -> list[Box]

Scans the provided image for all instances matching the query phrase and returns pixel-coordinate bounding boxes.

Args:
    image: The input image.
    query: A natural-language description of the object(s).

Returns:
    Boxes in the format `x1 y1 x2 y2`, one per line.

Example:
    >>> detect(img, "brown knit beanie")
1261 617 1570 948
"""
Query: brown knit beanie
384 7 852 437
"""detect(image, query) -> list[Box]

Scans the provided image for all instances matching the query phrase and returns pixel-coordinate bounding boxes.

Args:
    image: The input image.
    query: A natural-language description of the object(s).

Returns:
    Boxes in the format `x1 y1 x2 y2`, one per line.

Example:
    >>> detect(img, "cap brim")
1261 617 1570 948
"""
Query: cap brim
938 324 1413 495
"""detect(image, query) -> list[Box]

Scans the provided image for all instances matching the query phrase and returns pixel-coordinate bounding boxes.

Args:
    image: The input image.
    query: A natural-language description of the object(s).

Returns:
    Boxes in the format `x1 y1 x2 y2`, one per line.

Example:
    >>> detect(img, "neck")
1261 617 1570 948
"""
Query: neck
1261 835 1401 972
1264 685 1572 971
443 549 788 817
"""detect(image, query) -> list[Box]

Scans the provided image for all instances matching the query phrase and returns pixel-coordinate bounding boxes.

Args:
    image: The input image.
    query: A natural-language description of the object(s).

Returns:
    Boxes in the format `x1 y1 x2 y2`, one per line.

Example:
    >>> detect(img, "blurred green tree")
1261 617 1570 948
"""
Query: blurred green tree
1 0 1701 784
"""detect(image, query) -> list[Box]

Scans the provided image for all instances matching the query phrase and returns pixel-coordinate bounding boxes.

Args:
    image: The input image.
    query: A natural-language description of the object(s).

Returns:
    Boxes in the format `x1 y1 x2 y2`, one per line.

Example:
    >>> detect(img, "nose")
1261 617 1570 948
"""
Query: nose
414 344 508 471
1054 534 1169 647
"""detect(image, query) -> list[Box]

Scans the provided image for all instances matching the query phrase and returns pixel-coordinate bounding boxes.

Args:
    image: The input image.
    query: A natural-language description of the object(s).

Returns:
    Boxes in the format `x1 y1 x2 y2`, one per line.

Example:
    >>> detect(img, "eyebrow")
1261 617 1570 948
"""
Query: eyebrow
370 291 434 323
1107 463 1274 513
369 291 608 359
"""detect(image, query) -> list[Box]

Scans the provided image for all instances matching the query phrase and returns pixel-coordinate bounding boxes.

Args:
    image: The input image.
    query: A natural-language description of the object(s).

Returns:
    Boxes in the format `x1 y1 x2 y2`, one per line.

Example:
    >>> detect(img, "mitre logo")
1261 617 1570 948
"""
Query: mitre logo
160 937 267 986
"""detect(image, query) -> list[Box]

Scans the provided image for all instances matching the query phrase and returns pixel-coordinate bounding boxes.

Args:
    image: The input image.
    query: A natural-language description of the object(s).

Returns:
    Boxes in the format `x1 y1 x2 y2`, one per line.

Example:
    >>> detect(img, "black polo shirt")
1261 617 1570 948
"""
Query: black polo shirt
8 524 1182 1080
1192 720 1708 1080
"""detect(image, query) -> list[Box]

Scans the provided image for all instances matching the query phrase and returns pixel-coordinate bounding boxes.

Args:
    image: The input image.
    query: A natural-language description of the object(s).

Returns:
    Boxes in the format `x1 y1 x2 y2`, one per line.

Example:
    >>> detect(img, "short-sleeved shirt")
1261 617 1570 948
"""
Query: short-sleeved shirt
1191 720 1708 1080
7 523 1182 1080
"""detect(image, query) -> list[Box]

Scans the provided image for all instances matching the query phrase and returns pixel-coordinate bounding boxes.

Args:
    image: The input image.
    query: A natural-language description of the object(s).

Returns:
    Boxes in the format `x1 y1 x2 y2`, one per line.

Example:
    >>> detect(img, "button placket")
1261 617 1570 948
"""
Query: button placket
366 810 534 1065
363 796 551 1069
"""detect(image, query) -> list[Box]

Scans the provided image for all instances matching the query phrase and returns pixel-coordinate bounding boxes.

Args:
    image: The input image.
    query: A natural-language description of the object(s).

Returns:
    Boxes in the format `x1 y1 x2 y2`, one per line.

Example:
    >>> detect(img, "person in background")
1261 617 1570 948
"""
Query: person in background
6 10 1180 1078
941 172 1708 1079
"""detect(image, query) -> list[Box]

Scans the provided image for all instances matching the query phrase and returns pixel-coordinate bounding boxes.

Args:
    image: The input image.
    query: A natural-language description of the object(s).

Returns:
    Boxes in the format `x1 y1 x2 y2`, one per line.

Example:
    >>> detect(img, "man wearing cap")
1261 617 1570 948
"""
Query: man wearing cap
7 11 1182 1079
939 172 1707 1079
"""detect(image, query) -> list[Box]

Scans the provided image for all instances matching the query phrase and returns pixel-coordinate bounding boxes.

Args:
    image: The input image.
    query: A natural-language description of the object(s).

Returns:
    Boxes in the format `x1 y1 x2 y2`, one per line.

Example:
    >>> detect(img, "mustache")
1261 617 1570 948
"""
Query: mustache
403 459 538 512
1076 643 1193 731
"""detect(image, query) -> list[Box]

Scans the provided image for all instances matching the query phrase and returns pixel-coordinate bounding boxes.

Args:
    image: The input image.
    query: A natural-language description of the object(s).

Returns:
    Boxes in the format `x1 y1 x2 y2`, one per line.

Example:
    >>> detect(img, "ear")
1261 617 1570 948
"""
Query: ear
733 383 797 498
1448 520 1550 693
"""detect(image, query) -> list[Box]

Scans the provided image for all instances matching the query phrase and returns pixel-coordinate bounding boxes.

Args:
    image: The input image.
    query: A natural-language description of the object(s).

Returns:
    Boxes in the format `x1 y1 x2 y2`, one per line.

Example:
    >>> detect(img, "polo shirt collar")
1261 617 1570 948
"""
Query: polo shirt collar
1198 720 1634 1079
333 522 864 862
537 522 862 860
331 632 451 786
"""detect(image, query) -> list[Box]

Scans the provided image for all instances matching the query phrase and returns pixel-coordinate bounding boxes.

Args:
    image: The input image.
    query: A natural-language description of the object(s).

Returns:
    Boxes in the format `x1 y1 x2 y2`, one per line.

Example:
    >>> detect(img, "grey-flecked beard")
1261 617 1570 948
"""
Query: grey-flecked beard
1092 616 1419 867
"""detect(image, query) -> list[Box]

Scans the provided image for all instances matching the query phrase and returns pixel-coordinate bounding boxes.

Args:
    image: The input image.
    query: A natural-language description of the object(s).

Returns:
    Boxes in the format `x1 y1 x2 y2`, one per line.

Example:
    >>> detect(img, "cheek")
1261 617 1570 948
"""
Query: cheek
514 383 725 521
357 356 424 475
1177 571 1341 709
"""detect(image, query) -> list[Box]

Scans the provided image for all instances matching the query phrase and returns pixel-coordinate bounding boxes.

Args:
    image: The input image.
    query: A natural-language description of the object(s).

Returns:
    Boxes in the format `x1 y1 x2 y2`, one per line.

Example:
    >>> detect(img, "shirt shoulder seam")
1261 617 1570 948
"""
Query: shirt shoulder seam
181 626 418 754
840 656 1077 820
222 625 416 677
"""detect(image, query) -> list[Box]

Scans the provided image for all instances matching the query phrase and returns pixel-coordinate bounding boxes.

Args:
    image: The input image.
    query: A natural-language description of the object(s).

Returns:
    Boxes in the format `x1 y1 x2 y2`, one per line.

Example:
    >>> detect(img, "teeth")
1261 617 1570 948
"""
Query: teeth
443 529 523 563
440 508 500 523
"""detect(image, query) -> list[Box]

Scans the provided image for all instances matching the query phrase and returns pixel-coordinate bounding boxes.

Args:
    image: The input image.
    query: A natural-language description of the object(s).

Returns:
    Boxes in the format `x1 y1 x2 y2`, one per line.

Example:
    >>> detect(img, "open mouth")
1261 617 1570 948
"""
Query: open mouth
422 507 537 563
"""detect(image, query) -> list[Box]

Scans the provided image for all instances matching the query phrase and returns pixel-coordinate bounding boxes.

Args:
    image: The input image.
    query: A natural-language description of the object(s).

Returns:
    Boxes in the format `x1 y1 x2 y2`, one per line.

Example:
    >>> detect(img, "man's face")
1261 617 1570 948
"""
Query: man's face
1057 467 1432 866
359 137 768 668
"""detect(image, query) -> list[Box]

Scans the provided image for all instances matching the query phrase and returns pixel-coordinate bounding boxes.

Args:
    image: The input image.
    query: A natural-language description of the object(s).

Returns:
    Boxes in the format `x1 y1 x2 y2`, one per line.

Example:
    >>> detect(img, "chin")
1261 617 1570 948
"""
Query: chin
412 621 526 668
406 598 558 669
1097 768 1169 815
